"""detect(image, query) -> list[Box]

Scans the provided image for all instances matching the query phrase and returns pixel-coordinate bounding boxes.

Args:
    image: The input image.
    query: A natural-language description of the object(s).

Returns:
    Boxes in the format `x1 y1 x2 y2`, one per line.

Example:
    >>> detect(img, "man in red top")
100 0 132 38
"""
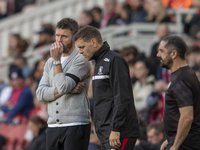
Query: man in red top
101 0 117 28
0 67 34 124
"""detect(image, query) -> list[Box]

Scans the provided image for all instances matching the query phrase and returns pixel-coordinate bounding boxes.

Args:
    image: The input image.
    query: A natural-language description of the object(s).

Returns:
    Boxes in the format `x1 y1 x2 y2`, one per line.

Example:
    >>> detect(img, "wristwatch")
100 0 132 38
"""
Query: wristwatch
53 60 61 65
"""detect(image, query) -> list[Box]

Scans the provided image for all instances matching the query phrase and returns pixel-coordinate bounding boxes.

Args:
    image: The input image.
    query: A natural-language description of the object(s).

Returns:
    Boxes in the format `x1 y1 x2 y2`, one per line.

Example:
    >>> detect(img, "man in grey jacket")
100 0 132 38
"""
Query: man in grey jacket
36 18 92 150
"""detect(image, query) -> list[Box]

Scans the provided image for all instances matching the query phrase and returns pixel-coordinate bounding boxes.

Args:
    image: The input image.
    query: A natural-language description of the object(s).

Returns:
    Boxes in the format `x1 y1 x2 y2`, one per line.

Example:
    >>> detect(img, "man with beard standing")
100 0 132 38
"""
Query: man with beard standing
157 36 200 150
36 18 92 150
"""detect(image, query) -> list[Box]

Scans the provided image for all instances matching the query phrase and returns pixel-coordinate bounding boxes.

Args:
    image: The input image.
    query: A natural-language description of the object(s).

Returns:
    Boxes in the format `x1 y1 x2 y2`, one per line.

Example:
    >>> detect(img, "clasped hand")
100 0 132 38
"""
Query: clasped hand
50 42 63 61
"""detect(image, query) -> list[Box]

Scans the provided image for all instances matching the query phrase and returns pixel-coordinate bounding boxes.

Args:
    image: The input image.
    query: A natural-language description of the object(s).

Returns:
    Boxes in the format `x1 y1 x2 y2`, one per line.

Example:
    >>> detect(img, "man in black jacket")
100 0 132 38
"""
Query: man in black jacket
73 25 140 150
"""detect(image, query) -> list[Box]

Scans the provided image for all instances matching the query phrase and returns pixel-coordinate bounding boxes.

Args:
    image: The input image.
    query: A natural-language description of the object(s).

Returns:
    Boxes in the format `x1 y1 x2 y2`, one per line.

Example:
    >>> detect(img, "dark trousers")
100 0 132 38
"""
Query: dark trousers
46 123 91 150
0 135 6 150
101 138 137 150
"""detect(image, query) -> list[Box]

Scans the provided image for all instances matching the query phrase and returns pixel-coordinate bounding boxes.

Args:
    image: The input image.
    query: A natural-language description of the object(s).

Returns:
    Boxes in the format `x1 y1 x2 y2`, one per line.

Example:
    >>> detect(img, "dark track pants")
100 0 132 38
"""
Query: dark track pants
46 123 91 150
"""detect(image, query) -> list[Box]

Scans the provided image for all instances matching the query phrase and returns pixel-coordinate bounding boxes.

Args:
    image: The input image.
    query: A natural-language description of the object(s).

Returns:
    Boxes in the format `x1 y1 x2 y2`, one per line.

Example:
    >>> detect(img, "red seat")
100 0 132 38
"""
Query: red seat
14 124 28 149
0 124 17 150
0 123 28 150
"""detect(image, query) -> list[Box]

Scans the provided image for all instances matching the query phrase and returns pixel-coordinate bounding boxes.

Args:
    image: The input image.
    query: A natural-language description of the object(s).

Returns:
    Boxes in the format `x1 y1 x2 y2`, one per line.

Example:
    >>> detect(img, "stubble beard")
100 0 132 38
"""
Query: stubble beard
159 57 173 70
62 41 73 54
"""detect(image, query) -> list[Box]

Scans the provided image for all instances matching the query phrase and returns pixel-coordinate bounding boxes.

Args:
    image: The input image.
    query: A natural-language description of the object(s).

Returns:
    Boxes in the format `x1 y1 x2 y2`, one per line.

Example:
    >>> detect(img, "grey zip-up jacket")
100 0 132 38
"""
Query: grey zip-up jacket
36 48 92 125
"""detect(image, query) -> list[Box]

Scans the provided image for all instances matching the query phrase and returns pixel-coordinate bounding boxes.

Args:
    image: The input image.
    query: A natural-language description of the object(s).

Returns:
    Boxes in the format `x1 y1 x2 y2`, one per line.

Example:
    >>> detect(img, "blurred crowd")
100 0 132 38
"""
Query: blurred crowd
0 0 200 150
1 0 200 59
0 0 56 20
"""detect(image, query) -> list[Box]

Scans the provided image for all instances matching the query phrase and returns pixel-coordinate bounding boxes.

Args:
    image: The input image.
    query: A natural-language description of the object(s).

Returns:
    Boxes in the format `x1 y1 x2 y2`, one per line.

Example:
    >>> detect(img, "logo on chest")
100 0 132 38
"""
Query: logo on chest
104 58 110 62
98 66 103 75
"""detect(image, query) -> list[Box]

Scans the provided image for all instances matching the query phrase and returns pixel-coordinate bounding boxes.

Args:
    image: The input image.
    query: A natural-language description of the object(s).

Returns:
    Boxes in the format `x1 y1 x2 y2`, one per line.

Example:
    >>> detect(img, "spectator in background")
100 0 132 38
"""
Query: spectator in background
155 64 171 101
26 72 37 96
0 67 34 124
0 0 8 19
0 0 26 19
0 84 12 119
26 58 48 96
120 45 138 62
13 56 33 79
147 122 164 143
146 92 164 123
115 2 133 26
129 0 147 22
34 24 54 49
192 66 200 82
10 0 26 14
32 59 46 87
156 66 171 83
151 24 171 80
8 33 29 58
146 0 171 23
196 52 200 67
185 45 200 67
41 23 55 31
184 0 200 48
8 34 22 57
127 59 137 85
196 28 200 47
101 0 118 28
16 38 29 56
135 122 164 150
91 7 102 28
78 10 99 28
143 0 151 12
25 116 47 150
0 64 15 108
151 24 170 59
184 0 200 37
133 59 156 113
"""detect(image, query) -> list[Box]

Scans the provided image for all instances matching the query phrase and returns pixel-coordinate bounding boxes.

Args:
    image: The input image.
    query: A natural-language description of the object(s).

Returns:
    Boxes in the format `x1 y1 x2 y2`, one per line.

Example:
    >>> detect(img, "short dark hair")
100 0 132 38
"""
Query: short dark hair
120 46 138 57
135 59 151 72
162 36 187 60
147 122 164 135
122 3 131 12
186 45 200 55
14 56 27 65
73 25 103 44
91 6 102 14
28 116 47 127
127 59 136 66
56 18 78 36
82 10 93 19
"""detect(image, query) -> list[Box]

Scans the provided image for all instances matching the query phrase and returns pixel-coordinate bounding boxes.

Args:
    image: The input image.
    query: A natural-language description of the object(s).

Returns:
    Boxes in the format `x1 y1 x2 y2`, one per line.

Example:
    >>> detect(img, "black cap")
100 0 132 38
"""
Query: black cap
9 67 24 80
36 27 54 36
